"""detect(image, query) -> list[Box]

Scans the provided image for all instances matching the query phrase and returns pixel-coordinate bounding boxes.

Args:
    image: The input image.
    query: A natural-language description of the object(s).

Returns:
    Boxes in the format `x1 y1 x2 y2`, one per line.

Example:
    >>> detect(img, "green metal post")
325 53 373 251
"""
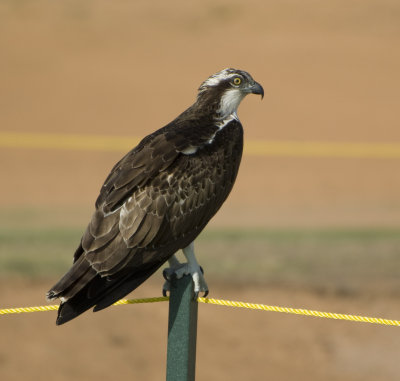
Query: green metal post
166 274 198 381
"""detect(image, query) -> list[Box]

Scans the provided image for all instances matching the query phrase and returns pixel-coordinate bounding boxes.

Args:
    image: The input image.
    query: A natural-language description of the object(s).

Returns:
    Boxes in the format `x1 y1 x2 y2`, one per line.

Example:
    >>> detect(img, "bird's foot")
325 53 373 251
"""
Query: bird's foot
162 263 208 298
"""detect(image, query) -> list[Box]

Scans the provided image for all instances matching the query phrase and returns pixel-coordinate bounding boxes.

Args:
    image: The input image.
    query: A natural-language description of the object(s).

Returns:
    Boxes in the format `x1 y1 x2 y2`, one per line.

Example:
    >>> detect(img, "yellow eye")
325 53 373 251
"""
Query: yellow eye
233 77 242 85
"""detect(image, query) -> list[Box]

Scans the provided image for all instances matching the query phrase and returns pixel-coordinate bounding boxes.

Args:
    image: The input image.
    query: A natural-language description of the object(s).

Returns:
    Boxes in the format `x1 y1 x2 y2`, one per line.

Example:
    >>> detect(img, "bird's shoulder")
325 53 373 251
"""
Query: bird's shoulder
96 114 241 213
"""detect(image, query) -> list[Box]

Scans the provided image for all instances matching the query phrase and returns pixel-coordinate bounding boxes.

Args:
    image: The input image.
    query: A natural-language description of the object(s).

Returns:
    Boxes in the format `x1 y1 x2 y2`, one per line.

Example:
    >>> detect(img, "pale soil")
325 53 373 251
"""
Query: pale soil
1 280 399 381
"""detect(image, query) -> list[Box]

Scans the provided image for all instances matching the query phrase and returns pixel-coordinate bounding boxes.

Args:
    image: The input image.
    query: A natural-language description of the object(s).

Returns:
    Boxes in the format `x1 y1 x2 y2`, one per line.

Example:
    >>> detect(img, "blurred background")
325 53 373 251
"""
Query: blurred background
1 0 399 380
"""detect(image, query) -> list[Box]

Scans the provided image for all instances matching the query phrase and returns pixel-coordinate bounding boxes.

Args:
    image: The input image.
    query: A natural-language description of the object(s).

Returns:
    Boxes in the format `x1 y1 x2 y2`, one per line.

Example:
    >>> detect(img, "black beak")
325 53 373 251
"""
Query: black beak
250 81 264 99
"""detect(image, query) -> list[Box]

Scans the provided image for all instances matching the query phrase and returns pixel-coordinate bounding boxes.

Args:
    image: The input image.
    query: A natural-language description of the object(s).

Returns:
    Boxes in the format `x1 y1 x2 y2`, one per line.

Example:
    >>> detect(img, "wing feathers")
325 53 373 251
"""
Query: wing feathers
47 255 88 297
120 205 146 240
86 235 131 274
126 213 152 247
61 267 97 300
81 226 119 253
137 214 163 248
48 119 244 324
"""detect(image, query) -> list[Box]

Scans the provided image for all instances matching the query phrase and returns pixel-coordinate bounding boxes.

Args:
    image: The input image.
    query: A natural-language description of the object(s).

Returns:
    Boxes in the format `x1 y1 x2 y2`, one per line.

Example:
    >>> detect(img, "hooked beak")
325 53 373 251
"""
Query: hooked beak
249 81 264 99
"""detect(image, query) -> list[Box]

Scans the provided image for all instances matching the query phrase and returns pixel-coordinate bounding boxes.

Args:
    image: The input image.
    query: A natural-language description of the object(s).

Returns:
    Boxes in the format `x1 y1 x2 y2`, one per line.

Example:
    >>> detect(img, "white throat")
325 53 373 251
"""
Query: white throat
217 88 245 119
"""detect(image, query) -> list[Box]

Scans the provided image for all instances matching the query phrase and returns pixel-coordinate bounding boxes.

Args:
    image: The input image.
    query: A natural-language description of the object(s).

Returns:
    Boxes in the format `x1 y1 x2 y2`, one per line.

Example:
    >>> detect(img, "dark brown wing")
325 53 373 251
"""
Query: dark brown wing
47 120 243 324
81 122 242 273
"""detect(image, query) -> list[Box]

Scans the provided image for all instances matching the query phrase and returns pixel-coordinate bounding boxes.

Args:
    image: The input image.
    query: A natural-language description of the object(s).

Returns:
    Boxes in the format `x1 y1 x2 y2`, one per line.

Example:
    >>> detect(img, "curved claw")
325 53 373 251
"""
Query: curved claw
193 289 208 300
163 269 170 281
162 261 208 299
193 291 199 300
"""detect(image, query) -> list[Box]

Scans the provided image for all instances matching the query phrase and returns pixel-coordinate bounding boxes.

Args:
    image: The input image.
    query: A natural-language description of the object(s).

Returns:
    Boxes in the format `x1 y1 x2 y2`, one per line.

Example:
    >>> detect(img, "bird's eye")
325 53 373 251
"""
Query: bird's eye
232 77 242 86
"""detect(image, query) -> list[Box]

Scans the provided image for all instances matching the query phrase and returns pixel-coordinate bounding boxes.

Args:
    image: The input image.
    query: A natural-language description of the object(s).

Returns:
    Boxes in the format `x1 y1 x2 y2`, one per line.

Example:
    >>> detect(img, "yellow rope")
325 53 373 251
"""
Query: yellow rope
0 304 60 314
1 296 399 327
2 131 400 158
0 297 168 315
197 298 400 327
113 296 168 306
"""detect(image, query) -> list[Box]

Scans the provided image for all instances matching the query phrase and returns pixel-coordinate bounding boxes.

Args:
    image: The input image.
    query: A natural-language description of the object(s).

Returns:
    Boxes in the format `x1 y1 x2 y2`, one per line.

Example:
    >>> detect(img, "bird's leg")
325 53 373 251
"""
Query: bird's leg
162 242 208 297
162 254 182 296
163 255 181 281
182 242 208 297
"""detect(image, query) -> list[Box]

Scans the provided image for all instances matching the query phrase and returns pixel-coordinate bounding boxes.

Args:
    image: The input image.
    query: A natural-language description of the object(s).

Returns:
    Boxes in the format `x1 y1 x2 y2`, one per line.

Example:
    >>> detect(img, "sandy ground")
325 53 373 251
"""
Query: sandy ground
1 1 400 380
1 280 400 381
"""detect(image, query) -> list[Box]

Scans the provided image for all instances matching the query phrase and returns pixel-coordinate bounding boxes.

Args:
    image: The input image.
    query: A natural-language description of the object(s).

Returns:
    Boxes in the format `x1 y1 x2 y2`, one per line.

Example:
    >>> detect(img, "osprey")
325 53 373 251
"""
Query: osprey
47 68 263 325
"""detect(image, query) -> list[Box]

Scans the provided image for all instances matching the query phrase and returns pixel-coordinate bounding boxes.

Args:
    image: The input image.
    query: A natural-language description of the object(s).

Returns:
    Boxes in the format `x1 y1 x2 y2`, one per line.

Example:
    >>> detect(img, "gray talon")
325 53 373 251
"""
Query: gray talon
161 243 209 298
163 269 169 281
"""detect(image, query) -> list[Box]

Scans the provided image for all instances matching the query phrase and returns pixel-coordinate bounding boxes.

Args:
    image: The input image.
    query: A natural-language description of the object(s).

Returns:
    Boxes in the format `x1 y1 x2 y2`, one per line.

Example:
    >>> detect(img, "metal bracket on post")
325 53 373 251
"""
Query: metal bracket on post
166 274 198 381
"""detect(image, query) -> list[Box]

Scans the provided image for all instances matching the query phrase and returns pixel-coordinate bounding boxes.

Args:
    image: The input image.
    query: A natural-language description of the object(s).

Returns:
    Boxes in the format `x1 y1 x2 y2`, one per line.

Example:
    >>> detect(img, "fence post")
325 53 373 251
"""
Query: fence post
166 274 198 381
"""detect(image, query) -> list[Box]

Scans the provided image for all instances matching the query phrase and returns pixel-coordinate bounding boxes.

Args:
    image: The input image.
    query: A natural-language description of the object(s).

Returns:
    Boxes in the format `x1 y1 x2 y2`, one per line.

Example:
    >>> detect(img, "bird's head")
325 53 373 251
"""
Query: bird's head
197 68 264 119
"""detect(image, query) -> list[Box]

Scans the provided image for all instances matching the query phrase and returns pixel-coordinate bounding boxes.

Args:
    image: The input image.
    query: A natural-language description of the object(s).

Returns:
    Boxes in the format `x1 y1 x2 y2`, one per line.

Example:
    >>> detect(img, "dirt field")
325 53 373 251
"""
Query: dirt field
1 280 400 381
1 1 400 380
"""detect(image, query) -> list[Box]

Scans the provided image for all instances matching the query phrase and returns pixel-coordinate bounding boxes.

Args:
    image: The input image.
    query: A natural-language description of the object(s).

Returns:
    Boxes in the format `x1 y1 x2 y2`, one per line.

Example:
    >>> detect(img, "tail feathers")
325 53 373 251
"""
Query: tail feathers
93 262 164 312
56 286 97 325
55 262 164 325
61 267 97 300
47 255 91 301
